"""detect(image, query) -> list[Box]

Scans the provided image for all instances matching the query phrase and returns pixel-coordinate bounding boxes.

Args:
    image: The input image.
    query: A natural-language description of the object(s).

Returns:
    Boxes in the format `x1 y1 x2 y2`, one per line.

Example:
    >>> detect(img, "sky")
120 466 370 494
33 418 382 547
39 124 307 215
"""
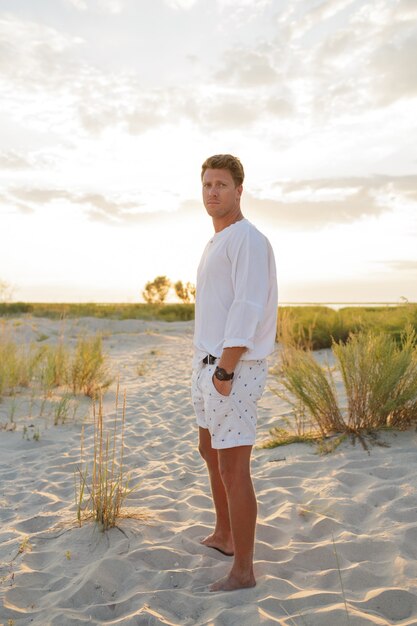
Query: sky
0 0 416 303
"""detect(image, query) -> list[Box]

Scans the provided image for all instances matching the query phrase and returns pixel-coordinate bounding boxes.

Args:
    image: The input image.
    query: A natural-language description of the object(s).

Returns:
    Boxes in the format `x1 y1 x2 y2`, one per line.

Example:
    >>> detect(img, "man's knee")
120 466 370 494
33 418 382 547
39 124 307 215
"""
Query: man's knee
218 461 248 490
198 441 209 460
198 431 217 464
218 448 251 489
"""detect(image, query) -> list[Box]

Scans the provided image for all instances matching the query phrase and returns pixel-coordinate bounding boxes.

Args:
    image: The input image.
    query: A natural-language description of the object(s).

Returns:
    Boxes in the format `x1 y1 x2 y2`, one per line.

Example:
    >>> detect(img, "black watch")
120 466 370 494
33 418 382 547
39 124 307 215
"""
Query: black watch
214 366 234 381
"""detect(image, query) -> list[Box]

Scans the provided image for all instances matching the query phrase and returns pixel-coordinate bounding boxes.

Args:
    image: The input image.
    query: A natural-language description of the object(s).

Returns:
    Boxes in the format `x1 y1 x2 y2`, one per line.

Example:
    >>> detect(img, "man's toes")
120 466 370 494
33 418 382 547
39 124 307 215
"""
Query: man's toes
209 576 228 592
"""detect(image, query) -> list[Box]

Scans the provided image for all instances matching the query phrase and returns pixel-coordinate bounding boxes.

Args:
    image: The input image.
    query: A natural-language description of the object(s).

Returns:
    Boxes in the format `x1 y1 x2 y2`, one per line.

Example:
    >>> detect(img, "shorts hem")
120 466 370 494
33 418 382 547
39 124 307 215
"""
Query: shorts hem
211 438 255 450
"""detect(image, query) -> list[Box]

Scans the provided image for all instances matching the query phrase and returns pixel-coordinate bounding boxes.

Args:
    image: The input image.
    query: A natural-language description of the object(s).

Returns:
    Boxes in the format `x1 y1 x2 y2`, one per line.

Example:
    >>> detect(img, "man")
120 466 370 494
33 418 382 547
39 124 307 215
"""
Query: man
191 154 278 592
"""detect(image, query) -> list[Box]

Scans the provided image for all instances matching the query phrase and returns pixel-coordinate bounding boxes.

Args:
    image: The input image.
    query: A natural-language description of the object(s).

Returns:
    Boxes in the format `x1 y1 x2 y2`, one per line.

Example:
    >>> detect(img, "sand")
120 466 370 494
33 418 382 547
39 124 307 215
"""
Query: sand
1 316 417 626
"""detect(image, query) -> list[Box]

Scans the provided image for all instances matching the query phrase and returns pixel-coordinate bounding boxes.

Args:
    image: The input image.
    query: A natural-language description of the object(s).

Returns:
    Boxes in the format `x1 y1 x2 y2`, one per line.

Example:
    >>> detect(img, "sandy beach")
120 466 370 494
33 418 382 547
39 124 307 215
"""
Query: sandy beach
1 316 417 626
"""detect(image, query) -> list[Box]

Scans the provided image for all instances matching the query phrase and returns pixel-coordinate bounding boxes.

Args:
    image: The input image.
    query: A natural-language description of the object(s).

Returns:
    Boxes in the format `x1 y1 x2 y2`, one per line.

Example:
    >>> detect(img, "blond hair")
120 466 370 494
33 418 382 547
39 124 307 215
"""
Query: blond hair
201 154 245 187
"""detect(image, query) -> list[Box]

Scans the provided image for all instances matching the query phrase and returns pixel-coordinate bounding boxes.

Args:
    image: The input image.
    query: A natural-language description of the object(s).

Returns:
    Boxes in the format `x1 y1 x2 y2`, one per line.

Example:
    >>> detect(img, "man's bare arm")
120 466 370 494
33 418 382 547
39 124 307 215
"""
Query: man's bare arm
218 346 247 372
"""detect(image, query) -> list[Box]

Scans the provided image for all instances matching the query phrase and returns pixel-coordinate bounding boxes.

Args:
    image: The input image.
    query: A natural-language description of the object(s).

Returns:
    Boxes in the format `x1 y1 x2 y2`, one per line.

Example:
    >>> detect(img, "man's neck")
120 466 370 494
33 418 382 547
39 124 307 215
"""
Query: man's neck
212 211 245 233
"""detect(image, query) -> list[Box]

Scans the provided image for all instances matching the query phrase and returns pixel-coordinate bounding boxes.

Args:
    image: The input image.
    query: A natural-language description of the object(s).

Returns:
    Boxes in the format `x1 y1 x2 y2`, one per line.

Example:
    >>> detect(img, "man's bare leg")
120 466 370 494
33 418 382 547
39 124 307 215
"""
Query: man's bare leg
198 427 234 556
210 445 256 592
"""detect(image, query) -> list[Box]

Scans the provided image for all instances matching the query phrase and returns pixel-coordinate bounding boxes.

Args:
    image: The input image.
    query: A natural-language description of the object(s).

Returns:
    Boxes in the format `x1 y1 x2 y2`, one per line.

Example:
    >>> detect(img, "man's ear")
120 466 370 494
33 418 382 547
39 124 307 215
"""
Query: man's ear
236 184 243 198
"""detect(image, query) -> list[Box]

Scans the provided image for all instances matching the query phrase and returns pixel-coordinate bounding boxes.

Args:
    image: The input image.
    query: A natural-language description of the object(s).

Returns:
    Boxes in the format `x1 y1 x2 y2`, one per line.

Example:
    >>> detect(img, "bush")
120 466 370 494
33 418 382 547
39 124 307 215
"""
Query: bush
271 328 417 444
142 276 171 304
0 302 197 322
0 327 112 401
174 281 196 303
277 304 417 351
0 337 44 396
39 342 70 394
68 335 112 398
0 302 33 315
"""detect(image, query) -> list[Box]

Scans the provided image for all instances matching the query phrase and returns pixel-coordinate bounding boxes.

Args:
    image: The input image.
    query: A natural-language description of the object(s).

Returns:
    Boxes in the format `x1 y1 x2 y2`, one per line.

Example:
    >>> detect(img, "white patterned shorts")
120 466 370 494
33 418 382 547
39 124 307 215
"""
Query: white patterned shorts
191 358 268 449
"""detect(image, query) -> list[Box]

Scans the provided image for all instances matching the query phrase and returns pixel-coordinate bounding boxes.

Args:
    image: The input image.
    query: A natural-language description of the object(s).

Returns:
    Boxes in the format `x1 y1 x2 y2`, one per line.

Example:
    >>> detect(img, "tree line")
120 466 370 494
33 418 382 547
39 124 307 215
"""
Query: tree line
142 276 196 304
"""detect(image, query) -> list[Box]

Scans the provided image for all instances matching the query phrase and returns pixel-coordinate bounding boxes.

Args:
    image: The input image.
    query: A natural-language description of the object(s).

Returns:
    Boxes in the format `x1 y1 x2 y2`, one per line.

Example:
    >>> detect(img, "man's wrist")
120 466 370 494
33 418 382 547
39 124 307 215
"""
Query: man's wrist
214 366 234 381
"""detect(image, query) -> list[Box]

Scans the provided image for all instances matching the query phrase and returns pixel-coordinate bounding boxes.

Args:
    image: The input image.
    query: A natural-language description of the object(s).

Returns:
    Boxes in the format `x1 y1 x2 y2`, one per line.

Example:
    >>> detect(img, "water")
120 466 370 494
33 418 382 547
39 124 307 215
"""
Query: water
279 302 413 311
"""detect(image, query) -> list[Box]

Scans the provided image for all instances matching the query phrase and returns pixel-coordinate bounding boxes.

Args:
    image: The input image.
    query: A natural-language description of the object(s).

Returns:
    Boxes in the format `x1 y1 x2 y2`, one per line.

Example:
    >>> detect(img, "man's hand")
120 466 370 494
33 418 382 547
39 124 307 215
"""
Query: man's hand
212 375 233 397
212 346 247 396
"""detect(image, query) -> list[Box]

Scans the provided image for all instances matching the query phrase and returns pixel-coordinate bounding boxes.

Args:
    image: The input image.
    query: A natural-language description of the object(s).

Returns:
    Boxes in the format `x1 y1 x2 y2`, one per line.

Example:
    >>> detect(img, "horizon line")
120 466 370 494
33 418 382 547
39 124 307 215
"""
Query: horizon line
2 301 417 306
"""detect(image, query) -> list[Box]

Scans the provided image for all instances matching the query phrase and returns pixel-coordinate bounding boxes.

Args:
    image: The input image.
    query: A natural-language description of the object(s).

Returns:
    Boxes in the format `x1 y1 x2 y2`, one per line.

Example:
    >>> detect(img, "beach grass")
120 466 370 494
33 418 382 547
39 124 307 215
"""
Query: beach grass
75 384 135 530
39 341 69 395
0 337 43 397
68 335 112 398
0 324 112 419
260 427 321 448
265 328 417 449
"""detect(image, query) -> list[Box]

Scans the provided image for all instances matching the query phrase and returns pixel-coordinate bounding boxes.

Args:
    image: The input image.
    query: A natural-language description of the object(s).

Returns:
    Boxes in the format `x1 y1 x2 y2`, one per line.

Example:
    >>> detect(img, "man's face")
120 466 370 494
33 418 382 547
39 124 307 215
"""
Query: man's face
202 168 242 218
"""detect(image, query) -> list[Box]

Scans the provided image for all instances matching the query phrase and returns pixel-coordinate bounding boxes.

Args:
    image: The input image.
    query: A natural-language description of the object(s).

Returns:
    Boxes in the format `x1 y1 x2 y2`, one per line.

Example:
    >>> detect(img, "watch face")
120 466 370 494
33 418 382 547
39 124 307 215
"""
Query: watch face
215 367 233 381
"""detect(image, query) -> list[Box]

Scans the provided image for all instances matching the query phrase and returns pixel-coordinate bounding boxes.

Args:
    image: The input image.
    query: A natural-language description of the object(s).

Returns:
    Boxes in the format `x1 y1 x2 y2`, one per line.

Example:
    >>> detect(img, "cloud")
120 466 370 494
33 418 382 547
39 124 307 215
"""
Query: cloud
216 0 272 21
244 188 380 229
280 175 417 200
97 0 125 14
6 187 147 223
0 192 33 215
370 31 417 105
77 81 293 135
65 0 88 10
64 0 126 12
2 1 416 147
201 97 260 129
0 151 31 170
3 185 205 226
384 260 417 272
0 15 83 94
266 97 294 117
280 0 357 40
6 174 416 229
163 0 198 9
217 0 270 6
0 150 60 172
244 175 417 229
215 48 279 87
278 0 417 117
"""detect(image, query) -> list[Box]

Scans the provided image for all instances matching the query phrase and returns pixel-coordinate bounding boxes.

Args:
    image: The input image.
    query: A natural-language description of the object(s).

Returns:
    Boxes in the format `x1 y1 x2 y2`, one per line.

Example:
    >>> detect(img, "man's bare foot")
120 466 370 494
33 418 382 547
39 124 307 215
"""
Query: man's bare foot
200 533 234 556
209 572 256 592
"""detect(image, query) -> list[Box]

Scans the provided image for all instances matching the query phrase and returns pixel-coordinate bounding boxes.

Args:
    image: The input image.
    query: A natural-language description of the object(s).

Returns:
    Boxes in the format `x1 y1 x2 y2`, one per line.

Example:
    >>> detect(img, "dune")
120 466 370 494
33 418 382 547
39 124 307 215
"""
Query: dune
1 316 417 625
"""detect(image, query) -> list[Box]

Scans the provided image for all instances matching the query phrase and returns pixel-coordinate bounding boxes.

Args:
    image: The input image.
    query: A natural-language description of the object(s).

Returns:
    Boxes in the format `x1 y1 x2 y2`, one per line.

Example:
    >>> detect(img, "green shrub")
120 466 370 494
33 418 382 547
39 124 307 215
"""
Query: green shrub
0 327 112 401
39 342 69 394
0 302 196 322
0 338 43 396
277 304 417 350
267 328 417 448
67 335 112 398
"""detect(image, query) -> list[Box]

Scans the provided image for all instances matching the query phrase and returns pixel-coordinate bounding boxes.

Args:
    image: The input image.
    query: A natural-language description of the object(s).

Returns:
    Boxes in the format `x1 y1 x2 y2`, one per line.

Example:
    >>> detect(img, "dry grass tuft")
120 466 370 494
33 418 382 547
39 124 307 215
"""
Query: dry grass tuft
0 329 42 396
266 328 417 450
68 335 112 398
333 328 417 430
40 341 68 395
260 427 321 448
0 324 112 413
75 383 136 530
280 347 345 435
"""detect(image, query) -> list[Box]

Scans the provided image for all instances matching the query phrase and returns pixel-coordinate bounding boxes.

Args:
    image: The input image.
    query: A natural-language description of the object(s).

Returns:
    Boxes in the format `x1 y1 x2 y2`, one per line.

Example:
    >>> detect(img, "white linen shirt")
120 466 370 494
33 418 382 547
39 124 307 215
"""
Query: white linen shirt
193 218 278 366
